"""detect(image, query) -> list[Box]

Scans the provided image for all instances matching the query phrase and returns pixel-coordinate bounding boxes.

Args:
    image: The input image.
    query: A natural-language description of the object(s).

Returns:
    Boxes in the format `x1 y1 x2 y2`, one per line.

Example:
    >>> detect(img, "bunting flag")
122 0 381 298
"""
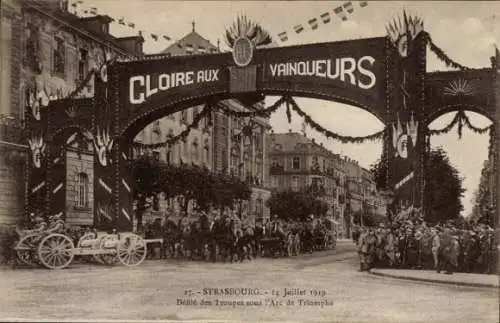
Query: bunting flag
127 22 135 28
90 7 97 14
71 2 77 7
320 12 331 24
118 17 125 25
185 44 194 52
294 24 304 34
308 18 319 30
163 35 171 41
83 9 88 14
151 34 158 41
77 0 83 3
359 1 368 7
343 1 354 14
334 6 348 21
278 31 288 42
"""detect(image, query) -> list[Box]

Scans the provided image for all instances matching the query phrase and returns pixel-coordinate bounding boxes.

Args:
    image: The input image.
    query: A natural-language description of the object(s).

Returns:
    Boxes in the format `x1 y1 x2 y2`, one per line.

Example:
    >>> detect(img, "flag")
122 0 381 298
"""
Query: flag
359 1 368 7
278 31 288 42
334 6 348 21
320 12 331 24
343 1 354 14
163 35 171 41
118 17 125 25
90 7 97 14
151 34 158 41
127 22 135 28
308 18 319 30
294 24 304 34
83 9 88 14
71 2 77 7
77 0 83 3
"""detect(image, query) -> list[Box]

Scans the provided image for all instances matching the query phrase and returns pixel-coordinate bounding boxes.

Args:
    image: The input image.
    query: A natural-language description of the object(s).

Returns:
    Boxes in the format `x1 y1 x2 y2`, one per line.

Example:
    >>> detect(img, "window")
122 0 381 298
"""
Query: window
291 176 300 191
53 37 65 75
152 151 160 161
78 49 88 81
76 172 89 208
1 17 12 116
166 131 174 164
180 110 188 124
312 177 323 189
271 158 279 167
191 139 199 162
271 176 278 188
292 157 300 170
255 198 264 218
203 138 210 164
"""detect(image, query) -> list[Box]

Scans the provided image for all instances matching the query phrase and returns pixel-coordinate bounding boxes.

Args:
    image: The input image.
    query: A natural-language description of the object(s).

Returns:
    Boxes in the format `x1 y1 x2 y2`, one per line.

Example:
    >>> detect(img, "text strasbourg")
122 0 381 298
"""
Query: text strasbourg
268 56 376 90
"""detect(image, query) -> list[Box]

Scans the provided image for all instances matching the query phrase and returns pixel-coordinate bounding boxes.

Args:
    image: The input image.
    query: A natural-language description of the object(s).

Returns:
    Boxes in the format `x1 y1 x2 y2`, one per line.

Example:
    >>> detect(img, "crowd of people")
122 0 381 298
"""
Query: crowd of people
354 207 498 275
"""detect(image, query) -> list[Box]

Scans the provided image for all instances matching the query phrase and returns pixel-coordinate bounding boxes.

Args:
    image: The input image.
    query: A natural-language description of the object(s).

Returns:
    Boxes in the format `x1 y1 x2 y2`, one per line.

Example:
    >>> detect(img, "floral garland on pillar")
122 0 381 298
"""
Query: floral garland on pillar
287 97 386 143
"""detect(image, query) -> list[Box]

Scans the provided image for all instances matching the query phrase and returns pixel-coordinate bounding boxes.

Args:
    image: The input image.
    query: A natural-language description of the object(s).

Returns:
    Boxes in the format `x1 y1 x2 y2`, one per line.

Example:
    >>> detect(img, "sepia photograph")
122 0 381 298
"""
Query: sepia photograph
0 0 499 322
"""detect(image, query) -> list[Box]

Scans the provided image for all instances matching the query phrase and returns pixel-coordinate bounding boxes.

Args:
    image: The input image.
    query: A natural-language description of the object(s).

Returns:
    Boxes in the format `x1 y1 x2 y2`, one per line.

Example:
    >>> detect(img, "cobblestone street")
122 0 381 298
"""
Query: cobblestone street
1 243 498 322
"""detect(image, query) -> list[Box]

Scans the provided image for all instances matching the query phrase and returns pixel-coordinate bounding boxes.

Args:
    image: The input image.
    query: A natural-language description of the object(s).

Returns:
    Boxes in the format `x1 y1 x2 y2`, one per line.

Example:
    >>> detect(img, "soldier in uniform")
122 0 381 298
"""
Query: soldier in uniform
437 227 454 274
358 228 377 271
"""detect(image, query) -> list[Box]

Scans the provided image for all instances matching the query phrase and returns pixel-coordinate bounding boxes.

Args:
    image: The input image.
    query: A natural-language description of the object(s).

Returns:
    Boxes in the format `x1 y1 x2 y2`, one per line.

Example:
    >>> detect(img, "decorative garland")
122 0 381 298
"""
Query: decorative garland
132 103 213 149
216 96 287 118
132 96 288 149
288 97 386 144
428 110 492 138
423 32 470 71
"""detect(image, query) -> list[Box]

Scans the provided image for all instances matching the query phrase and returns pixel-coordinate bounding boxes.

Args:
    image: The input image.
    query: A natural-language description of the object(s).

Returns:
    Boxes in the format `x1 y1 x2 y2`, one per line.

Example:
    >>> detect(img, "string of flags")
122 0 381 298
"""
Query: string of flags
68 0 176 44
277 1 369 42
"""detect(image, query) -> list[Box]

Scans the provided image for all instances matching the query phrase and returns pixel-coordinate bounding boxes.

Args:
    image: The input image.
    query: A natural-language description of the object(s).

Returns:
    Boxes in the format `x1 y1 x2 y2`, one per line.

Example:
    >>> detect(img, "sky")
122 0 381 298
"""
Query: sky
75 0 499 215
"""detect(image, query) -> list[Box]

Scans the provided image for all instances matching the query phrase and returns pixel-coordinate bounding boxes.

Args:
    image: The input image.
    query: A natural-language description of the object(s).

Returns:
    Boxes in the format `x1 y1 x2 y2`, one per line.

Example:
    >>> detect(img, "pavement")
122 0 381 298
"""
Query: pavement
370 268 499 289
1 242 498 323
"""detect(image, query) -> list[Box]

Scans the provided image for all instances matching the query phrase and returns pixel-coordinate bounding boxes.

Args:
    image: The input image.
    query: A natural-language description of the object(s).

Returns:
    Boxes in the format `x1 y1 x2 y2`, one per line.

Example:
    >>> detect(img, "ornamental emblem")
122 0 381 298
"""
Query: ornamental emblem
28 135 46 168
84 125 114 167
386 12 423 58
443 79 475 97
392 113 418 159
232 37 253 67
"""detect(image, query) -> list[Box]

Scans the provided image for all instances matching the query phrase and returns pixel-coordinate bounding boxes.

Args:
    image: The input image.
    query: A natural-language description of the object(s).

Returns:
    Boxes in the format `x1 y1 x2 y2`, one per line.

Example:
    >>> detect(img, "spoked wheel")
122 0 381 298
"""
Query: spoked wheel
117 234 147 267
97 235 119 266
77 233 97 263
37 233 75 269
15 234 40 267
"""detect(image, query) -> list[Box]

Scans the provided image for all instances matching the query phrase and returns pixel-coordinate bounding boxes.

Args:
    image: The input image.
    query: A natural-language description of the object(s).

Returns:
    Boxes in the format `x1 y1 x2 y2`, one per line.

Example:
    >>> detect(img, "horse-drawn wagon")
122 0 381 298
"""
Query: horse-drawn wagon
14 216 148 269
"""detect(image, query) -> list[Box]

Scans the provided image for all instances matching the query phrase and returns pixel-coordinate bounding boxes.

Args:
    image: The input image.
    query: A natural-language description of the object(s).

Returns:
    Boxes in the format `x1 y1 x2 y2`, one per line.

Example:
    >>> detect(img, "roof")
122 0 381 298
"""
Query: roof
25 1 139 56
161 30 218 56
268 132 333 156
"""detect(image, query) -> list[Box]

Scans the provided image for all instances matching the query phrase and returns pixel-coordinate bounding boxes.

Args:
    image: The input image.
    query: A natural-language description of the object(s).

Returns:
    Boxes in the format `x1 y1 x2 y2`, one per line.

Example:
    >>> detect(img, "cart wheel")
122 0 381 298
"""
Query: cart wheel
77 233 97 263
117 234 147 267
37 233 75 269
97 235 119 266
15 234 40 267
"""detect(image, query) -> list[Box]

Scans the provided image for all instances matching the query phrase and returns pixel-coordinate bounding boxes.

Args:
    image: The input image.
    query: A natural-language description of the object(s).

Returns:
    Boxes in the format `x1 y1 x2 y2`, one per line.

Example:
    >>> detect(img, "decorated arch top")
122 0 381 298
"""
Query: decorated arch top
114 36 389 137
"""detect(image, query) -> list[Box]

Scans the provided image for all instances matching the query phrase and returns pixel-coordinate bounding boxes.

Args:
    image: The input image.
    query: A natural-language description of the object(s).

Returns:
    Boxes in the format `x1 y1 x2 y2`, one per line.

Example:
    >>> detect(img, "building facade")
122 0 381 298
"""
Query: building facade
136 26 272 225
0 0 144 226
268 131 346 233
268 131 386 238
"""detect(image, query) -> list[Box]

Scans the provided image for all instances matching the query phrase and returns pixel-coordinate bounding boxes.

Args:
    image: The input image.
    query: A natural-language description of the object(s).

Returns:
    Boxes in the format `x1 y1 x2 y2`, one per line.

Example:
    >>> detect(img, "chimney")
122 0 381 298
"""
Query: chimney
117 35 145 55
78 15 114 35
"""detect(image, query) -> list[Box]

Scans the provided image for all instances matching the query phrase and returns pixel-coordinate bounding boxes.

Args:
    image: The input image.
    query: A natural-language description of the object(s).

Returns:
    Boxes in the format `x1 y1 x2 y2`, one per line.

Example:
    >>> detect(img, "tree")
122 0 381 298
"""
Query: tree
471 160 495 226
424 147 465 224
266 190 329 221
369 147 465 224
132 154 164 231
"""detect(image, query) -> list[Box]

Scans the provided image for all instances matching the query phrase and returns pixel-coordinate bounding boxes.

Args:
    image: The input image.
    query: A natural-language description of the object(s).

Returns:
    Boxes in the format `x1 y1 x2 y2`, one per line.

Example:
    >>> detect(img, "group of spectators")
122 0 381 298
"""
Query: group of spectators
354 207 498 275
